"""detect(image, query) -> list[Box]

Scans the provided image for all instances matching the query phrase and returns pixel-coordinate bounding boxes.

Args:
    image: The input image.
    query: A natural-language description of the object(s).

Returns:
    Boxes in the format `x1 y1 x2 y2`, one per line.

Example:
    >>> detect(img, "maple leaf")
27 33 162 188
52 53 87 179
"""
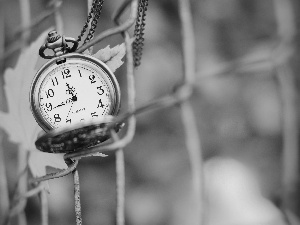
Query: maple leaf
93 42 127 72
0 31 127 182
0 29 68 179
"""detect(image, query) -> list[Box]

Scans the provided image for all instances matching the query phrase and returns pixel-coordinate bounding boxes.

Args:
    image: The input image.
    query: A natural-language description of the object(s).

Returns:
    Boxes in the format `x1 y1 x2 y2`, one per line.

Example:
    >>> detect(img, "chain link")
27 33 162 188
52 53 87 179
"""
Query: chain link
77 0 97 43
77 0 148 67
77 0 104 46
83 0 104 44
132 0 149 67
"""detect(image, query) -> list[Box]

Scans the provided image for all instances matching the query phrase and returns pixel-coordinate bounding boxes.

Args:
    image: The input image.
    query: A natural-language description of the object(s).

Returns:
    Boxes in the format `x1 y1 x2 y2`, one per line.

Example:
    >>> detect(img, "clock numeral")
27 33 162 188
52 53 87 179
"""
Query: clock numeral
46 89 54 98
54 114 61 122
78 69 82 77
61 69 71 79
66 119 71 124
97 86 104 95
45 103 52 111
91 112 98 117
51 77 59 86
89 74 96 84
97 99 104 108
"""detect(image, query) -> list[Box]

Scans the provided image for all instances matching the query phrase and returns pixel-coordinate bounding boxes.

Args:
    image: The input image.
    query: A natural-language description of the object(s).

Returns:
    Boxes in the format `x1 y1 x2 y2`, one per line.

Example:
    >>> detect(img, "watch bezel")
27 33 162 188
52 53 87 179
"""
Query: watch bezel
30 53 121 132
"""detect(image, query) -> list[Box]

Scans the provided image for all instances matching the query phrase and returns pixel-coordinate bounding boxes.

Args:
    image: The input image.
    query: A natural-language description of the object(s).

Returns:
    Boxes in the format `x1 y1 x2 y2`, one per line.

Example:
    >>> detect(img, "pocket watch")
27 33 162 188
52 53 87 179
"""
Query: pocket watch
30 31 121 153
30 31 120 132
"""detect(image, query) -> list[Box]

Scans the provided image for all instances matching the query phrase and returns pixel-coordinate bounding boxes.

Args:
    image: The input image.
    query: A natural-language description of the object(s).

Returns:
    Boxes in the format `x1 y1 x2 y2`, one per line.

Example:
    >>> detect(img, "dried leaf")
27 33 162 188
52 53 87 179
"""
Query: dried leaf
0 31 127 180
93 43 127 72
28 151 67 178
77 152 108 159
0 29 67 179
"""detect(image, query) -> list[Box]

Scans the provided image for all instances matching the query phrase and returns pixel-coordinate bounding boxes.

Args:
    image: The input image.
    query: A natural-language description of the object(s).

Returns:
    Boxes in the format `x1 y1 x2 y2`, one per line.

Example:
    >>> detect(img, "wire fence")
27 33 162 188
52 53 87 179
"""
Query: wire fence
0 0 299 224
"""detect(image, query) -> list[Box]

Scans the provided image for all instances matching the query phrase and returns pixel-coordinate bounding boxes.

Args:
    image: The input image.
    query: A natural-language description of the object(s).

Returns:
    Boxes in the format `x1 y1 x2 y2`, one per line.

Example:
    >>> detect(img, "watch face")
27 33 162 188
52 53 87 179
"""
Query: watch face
30 54 120 131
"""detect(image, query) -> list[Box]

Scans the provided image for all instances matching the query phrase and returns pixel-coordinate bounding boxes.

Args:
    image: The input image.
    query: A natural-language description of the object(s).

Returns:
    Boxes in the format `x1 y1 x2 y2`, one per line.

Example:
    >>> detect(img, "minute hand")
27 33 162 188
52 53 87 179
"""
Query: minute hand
66 101 74 121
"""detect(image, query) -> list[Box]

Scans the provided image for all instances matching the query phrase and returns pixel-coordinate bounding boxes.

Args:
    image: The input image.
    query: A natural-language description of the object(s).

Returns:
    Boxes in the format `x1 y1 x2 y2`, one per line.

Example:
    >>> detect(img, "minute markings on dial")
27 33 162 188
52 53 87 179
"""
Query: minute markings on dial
66 101 74 122
38 62 116 129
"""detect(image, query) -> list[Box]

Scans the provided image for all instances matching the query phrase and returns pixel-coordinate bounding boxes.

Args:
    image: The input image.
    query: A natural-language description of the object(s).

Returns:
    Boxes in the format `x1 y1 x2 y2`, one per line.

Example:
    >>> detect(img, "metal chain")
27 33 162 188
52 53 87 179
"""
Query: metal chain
83 0 104 44
77 0 104 46
77 0 148 67
132 0 148 67
77 0 98 43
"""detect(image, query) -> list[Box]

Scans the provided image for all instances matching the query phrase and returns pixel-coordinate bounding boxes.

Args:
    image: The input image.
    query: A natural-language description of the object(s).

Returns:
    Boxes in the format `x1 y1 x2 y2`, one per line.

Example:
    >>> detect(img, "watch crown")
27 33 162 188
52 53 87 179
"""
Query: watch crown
47 31 61 43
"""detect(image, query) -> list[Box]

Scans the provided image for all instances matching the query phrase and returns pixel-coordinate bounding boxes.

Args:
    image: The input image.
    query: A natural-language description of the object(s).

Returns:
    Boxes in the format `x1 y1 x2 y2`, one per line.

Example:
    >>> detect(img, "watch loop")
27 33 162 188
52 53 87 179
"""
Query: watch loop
39 31 78 60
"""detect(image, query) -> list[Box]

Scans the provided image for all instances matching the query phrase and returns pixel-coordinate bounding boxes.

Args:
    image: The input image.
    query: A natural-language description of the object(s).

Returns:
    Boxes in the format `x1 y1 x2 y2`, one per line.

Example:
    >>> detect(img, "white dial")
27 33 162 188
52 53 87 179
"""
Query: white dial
30 53 120 131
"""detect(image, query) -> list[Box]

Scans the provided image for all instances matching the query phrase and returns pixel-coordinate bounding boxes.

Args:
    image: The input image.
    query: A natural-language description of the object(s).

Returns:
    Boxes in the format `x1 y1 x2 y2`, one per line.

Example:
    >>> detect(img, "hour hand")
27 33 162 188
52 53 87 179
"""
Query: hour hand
53 101 65 109
66 83 77 101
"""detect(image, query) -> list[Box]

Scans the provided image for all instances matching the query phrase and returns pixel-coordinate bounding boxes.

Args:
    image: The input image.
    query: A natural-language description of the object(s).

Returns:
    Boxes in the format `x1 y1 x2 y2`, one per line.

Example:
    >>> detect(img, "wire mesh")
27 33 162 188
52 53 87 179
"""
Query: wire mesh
0 0 299 224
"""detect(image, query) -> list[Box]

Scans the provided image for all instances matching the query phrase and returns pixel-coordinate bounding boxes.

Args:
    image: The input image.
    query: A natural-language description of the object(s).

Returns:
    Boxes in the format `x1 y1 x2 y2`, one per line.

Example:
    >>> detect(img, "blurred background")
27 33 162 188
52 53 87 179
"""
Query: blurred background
1 0 300 224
